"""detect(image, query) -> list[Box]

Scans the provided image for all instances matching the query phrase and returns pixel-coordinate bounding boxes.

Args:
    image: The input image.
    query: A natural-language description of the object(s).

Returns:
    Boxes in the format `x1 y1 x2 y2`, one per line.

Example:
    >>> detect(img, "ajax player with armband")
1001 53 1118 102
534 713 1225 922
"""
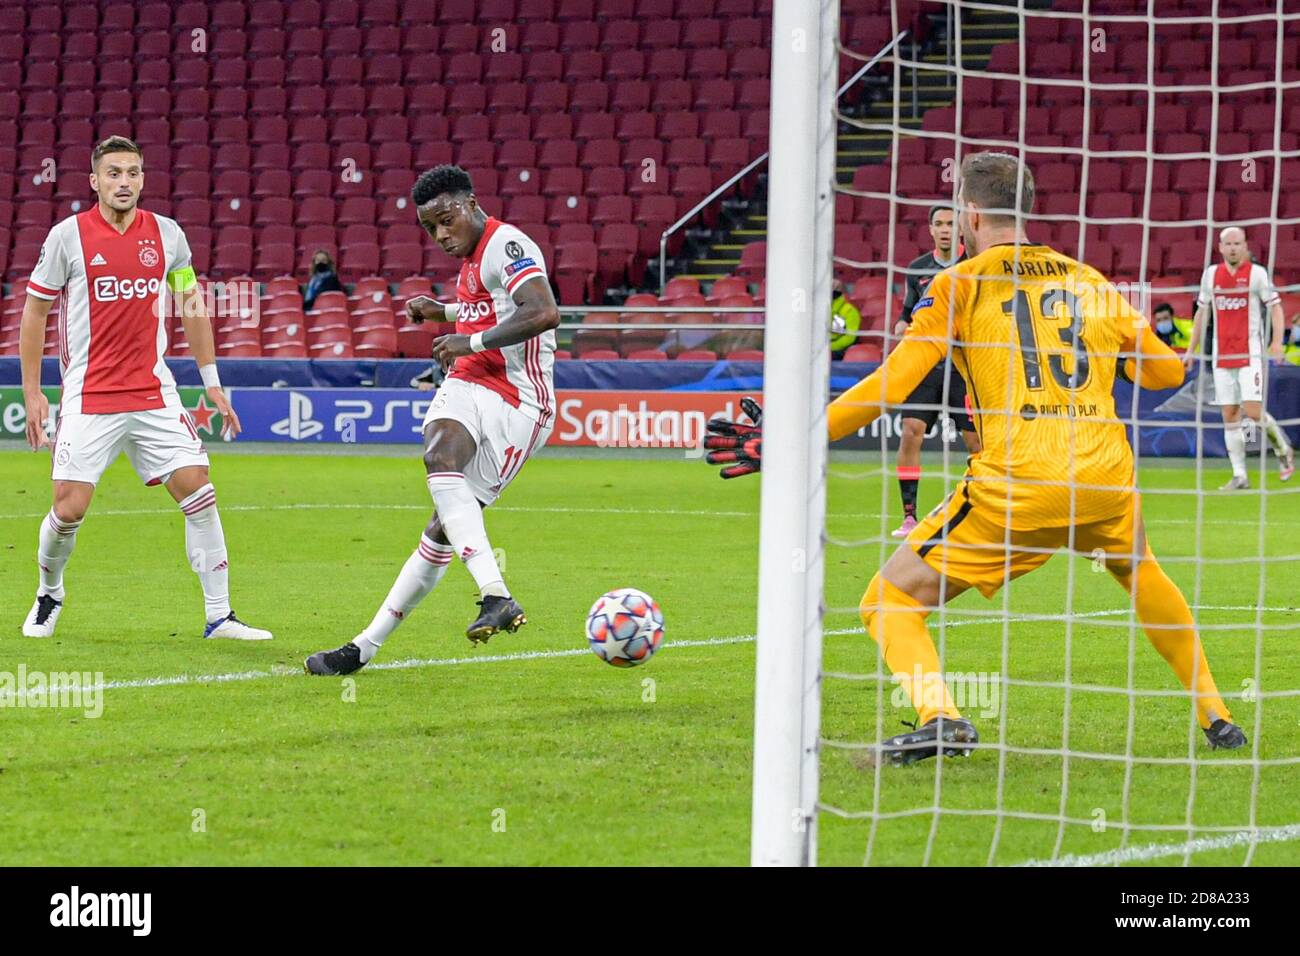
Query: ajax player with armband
18 136 269 641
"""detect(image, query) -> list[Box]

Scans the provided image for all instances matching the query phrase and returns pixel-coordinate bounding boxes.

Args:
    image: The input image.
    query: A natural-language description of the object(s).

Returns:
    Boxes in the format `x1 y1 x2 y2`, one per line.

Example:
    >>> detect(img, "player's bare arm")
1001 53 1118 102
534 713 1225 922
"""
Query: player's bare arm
1268 301 1286 360
18 292 54 450
406 294 449 324
178 284 240 439
1183 301 1209 370
430 276 560 367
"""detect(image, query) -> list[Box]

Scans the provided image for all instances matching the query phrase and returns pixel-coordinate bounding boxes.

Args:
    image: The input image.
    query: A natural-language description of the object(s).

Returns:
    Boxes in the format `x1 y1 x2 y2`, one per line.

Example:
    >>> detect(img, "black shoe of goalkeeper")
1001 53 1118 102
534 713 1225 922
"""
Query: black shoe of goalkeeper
1204 718 1247 750
466 595 527 645
304 642 365 676
871 716 979 767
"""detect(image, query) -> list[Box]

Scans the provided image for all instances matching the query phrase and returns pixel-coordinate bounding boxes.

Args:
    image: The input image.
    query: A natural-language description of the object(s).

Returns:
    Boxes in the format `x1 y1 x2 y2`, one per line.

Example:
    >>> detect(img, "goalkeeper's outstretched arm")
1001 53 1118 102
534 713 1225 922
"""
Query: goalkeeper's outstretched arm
827 319 948 441
703 278 951 479
702 330 943 479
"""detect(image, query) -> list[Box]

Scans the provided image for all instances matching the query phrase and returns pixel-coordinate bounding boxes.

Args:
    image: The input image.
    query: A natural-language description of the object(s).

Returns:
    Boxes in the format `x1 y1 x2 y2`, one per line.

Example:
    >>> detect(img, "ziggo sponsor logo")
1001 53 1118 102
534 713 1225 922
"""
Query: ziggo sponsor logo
1214 294 1249 311
457 299 495 320
92 275 162 301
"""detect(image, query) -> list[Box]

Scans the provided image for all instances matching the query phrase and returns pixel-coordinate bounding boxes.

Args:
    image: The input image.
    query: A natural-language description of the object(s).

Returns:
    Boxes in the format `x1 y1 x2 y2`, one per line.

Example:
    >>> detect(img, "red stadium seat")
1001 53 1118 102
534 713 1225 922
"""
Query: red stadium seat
395 324 435 359
558 19 598 50
568 310 618 351
555 241 599 304
735 243 767 280
599 223 641 285
843 344 883 363
219 342 264 359
356 326 398 358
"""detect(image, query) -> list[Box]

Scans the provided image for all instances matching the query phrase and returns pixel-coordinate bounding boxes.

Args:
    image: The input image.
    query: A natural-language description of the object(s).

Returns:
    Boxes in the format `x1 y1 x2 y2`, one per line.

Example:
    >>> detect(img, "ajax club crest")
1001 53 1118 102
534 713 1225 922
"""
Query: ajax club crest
138 239 159 268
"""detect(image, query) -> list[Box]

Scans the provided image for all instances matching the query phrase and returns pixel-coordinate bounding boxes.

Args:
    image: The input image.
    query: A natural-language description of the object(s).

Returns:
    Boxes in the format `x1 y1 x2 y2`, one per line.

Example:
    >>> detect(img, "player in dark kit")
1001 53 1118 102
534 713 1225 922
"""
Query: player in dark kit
889 205 982 538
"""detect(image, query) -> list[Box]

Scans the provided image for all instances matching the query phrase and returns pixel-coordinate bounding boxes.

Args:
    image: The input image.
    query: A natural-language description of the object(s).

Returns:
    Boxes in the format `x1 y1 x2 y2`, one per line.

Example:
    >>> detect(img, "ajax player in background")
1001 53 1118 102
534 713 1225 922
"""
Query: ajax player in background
706 152 1246 762
1183 226 1294 489
19 136 270 641
307 165 559 676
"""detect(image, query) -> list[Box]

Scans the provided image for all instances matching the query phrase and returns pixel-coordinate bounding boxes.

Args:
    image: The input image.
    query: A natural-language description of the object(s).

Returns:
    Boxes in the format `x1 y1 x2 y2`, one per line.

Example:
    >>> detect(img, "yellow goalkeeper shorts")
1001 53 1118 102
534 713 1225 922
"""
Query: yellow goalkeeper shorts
907 481 1143 598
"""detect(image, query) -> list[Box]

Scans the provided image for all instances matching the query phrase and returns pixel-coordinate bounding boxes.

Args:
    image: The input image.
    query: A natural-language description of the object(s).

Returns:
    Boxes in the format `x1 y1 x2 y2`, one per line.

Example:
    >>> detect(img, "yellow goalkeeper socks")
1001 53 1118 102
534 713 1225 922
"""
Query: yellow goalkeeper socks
1124 549 1232 730
861 573 960 726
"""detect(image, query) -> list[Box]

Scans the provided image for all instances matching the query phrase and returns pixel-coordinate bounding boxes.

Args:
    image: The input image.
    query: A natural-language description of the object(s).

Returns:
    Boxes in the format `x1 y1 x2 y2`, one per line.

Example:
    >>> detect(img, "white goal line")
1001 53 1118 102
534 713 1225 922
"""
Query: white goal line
1016 823 1300 867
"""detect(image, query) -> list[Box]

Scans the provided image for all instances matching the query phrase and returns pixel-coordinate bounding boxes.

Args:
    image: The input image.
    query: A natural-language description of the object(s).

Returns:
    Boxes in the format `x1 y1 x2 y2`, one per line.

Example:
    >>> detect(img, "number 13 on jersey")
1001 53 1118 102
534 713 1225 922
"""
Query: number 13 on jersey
1002 287 1092 392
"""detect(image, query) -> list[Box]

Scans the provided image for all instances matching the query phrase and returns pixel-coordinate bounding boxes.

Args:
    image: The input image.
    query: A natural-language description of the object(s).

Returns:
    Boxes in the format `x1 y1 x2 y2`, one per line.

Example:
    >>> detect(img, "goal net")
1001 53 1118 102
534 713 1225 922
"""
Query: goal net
756 0 1300 867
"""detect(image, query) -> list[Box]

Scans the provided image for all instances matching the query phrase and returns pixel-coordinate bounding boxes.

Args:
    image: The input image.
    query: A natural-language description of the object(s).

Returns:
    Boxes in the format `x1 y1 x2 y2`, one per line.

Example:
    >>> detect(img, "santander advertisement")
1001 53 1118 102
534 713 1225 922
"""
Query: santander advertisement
551 390 752 448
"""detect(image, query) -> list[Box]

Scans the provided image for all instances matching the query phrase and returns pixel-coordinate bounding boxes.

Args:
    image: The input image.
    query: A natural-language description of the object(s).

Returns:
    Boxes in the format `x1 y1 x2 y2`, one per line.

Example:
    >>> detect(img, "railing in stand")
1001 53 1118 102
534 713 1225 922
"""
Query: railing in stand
656 30 909 292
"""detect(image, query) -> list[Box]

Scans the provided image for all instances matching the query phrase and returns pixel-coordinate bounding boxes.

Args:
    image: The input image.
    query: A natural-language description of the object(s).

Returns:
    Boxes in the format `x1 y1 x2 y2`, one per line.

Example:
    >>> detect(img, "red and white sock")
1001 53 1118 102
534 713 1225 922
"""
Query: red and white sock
355 535 454 662
178 483 231 623
37 508 82 599
425 471 509 599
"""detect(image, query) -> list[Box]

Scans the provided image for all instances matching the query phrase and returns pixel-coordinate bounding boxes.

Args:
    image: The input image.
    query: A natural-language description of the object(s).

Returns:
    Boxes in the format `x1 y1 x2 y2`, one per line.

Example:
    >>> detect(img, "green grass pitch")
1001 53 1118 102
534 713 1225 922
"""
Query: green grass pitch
0 443 1296 866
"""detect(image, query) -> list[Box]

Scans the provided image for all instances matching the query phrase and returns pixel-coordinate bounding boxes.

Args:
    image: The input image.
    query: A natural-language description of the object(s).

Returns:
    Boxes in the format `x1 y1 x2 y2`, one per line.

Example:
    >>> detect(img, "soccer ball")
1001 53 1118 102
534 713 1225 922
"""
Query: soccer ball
585 588 664 667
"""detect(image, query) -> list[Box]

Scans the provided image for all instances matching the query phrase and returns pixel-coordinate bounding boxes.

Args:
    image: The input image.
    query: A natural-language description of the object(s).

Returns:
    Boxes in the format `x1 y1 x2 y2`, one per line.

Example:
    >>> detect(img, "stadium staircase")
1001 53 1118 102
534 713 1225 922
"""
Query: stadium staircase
667 2 1035 289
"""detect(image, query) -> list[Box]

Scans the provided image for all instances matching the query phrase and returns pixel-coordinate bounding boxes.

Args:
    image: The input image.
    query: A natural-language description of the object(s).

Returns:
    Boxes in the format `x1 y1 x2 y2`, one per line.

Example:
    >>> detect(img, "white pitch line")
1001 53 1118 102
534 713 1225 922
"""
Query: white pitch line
1017 823 1300 867
0 634 761 700
0 502 761 520
0 604 1285 703
0 500 1295 527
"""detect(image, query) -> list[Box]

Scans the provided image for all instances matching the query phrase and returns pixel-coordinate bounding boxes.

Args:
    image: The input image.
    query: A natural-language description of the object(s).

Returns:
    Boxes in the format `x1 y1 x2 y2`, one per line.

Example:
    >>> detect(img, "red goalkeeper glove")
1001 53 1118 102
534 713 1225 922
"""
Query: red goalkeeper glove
703 397 763 479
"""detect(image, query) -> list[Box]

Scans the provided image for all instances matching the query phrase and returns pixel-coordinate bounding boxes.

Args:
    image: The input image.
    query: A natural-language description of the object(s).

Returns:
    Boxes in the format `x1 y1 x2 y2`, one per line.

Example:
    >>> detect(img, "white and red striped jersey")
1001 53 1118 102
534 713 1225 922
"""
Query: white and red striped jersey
1196 260 1280 370
27 207 194 415
448 218 555 427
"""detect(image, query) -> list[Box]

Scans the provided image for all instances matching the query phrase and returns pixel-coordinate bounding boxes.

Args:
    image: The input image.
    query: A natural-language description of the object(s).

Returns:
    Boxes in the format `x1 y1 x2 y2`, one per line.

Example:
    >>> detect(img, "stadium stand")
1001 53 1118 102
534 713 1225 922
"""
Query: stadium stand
0 0 925 360
698 0 1298 349
3 1 1290 363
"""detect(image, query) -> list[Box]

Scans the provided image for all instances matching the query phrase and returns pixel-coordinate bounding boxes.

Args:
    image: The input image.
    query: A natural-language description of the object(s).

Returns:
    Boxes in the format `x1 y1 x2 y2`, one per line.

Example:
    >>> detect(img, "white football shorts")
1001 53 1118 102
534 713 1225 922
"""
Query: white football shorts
421 376 552 506
1212 362 1264 406
51 405 210 486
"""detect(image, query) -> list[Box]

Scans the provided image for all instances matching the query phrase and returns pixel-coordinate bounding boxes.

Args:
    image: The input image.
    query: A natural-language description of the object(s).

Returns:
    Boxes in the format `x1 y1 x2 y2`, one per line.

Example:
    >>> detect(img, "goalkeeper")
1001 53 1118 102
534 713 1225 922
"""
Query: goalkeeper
705 152 1245 764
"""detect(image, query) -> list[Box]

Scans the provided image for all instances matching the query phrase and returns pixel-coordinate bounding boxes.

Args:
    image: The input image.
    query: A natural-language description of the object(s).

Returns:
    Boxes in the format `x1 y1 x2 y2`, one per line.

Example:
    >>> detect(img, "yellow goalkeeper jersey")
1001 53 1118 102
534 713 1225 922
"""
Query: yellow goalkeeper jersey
829 242 1185 529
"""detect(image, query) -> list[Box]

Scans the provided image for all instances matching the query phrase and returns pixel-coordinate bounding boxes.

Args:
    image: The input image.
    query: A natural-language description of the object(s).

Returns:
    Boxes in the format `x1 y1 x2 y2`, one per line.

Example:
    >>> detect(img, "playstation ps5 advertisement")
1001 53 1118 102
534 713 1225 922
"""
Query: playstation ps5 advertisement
229 389 433 444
